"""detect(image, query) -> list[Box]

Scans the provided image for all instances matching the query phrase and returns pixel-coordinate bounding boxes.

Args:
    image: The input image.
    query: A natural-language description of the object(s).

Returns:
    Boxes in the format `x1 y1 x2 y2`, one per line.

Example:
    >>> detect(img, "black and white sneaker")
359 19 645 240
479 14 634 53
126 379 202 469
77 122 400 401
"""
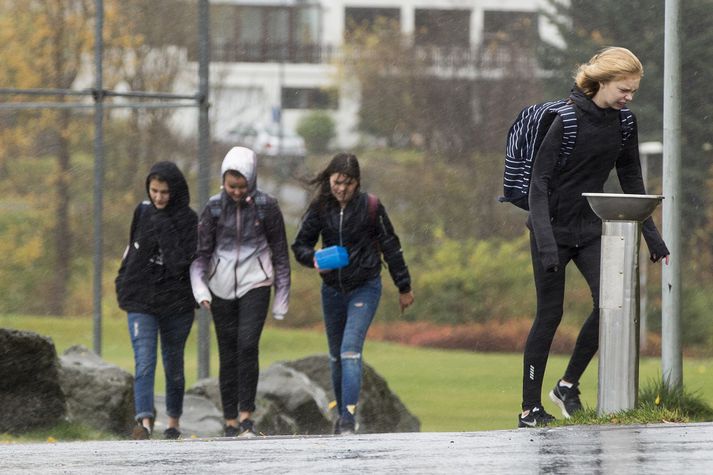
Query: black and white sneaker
337 418 356 435
223 424 240 437
163 427 181 440
518 406 556 428
238 419 257 438
549 380 583 418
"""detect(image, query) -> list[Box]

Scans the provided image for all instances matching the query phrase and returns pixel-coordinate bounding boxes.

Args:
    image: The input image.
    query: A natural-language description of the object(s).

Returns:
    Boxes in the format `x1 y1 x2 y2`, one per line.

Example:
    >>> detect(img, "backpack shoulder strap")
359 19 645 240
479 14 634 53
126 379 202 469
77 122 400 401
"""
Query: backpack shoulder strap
367 193 378 227
207 195 222 220
552 102 577 168
253 193 268 222
619 107 635 146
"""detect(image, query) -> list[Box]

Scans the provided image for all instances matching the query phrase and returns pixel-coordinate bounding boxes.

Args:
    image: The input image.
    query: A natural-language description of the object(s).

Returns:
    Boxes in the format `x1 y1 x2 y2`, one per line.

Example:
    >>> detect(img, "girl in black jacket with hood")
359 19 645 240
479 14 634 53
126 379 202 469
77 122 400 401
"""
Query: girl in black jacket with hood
292 153 414 434
116 161 198 439
519 47 669 428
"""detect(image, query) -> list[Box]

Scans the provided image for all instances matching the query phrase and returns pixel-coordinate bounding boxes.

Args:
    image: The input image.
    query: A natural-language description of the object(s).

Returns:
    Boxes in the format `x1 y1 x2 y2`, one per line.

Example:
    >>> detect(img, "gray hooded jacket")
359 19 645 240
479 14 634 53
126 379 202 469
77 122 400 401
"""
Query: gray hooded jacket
190 147 290 317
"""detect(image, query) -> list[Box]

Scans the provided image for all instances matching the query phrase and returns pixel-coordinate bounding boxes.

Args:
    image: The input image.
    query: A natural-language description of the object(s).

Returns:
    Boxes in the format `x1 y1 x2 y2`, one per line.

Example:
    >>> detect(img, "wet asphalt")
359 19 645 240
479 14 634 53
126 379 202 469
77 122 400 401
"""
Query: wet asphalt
2 422 713 474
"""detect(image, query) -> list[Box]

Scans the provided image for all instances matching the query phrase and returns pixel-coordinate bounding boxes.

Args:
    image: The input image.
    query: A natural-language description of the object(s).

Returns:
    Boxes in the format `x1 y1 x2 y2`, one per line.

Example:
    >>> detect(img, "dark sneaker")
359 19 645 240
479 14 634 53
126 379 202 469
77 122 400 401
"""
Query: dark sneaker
238 419 257 438
131 423 151 440
163 427 181 440
224 425 240 437
333 417 342 435
549 380 584 418
518 406 555 428
337 418 356 435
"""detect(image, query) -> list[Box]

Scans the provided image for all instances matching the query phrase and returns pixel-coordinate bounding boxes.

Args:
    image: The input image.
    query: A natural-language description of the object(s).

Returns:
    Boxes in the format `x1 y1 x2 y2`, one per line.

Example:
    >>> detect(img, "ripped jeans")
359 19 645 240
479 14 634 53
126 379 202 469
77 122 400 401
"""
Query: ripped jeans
321 277 382 425
127 311 194 422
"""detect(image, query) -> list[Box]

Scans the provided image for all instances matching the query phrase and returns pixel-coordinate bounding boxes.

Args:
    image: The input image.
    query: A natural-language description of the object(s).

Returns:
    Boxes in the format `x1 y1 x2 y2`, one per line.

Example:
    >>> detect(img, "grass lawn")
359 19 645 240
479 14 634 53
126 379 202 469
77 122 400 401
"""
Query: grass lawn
2 314 713 432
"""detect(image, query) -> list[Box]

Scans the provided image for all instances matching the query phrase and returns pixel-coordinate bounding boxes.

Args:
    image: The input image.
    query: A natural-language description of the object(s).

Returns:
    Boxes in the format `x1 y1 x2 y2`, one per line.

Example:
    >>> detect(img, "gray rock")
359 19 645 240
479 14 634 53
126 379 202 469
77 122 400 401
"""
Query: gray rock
186 354 420 436
0 328 66 433
187 378 222 409
282 355 421 434
187 379 300 436
154 393 224 438
58 345 134 436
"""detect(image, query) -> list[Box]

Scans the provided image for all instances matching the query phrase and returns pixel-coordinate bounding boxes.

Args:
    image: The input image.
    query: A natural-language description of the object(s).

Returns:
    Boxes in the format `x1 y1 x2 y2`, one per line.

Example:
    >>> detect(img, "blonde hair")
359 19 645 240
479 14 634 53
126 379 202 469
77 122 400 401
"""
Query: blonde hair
574 47 643 97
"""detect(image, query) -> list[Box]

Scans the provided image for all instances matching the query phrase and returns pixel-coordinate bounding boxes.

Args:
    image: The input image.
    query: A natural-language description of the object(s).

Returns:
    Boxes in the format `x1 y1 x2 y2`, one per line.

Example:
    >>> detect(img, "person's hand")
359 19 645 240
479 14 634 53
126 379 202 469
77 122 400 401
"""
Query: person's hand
399 290 414 314
273 313 285 321
200 300 211 310
651 252 670 264
313 257 330 274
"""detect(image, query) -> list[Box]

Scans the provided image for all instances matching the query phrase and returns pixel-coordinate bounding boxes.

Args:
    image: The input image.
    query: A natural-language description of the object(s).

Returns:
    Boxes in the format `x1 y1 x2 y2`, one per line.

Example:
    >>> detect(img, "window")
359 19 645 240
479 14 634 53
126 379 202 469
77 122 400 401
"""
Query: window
344 7 401 41
482 10 538 48
282 88 338 110
209 4 323 63
415 9 471 47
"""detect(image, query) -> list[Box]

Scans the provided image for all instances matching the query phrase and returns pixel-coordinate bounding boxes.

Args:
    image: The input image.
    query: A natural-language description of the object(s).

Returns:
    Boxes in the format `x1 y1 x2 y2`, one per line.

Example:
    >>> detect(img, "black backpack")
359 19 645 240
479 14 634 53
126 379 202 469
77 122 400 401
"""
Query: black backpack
499 99 634 210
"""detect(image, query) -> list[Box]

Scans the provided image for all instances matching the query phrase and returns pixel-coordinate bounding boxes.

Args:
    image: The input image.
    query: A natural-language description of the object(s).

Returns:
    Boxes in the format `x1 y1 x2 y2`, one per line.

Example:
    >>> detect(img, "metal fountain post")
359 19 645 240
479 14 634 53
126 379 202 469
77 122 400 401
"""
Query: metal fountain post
583 193 664 415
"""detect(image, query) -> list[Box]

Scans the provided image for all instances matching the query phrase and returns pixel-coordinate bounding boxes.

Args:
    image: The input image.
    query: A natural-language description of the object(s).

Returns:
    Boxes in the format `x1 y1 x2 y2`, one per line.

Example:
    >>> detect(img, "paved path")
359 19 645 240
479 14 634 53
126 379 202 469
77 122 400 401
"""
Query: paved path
2 422 713 474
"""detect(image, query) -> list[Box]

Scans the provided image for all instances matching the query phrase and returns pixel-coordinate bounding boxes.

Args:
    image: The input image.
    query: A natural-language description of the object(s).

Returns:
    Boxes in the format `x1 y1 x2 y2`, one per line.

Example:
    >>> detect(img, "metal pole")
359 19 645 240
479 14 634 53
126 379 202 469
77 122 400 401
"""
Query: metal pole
662 0 682 388
92 0 104 356
598 221 641 414
197 0 211 380
639 151 648 352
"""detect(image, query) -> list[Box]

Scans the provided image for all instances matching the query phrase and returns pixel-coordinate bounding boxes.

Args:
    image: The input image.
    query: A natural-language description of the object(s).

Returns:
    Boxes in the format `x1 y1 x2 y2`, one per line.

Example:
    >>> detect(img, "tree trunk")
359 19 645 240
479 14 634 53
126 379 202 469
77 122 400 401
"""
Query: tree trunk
48 109 72 316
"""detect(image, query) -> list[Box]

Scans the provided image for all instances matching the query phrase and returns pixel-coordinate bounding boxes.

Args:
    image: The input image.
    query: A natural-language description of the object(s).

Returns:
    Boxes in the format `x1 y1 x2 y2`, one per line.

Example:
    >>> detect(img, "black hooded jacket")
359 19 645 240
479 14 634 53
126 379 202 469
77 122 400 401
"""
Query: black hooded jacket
292 191 411 293
115 161 198 316
528 88 669 271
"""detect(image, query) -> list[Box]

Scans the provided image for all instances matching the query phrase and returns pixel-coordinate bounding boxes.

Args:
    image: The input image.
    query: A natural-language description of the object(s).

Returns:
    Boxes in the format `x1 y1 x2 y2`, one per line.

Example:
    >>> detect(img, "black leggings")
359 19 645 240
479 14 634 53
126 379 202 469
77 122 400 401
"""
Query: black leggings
522 233 601 410
211 286 270 419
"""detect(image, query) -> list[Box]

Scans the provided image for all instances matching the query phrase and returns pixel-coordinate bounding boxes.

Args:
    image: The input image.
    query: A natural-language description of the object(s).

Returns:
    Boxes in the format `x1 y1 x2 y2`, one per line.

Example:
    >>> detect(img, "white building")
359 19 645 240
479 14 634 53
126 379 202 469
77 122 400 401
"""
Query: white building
177 0 554 148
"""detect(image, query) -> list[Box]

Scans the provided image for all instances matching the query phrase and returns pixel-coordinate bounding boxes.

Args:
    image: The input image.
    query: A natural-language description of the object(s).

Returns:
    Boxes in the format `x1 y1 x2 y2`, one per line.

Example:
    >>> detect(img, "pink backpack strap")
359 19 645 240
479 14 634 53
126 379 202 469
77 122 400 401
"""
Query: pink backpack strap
367 193 378 227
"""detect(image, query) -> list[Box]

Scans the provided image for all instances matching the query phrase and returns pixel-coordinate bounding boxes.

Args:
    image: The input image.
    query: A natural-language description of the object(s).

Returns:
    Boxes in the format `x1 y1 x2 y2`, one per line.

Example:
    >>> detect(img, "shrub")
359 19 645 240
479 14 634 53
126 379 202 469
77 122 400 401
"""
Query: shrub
296 111 336 154
411 233 535 324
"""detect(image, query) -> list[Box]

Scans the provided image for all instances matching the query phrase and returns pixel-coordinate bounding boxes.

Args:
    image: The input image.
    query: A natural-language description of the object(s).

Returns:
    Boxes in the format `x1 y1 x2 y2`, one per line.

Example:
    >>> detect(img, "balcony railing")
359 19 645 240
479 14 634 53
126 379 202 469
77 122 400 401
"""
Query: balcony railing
209 41 539 71
212 42 337 64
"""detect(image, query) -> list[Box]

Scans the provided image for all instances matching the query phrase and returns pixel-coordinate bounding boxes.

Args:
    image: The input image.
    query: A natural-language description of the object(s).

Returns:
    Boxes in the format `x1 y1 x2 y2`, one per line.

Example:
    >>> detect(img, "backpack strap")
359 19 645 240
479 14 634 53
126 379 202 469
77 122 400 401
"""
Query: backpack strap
619 107 634 147
253 193 268 223
366 193 382 258
207 195 222 220
367 193 378 227
552 103 577 169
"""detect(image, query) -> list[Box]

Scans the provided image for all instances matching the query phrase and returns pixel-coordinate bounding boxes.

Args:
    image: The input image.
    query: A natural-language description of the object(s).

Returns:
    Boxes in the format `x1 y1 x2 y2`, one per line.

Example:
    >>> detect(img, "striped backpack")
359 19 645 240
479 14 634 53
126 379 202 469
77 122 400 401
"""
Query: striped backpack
499 99 634 210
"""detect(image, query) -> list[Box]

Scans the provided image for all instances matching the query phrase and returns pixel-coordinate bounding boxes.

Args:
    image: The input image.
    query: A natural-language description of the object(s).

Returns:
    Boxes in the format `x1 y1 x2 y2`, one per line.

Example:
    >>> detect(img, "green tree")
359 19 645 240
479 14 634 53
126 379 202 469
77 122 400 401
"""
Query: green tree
540 0 713 229
0 0 192 315
540 0 713 348
297 111 335 154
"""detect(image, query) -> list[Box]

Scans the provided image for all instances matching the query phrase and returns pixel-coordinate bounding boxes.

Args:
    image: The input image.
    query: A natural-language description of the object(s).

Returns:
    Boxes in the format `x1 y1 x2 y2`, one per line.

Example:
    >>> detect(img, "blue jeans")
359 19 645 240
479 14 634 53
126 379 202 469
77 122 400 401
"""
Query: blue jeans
128 312 194 421
321 277 382 424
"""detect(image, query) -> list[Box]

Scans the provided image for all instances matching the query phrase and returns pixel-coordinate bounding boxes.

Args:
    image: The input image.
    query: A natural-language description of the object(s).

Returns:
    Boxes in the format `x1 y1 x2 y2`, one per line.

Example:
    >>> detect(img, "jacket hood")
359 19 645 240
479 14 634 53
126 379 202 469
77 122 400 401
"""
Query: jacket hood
145 161 191 211
221 146 257 193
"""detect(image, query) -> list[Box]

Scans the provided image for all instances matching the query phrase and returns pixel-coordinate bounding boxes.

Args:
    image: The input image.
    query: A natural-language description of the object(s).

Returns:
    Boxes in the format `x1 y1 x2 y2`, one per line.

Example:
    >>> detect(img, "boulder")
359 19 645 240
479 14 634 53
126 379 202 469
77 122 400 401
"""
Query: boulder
281 355 421 434
58 345 134 436
187 354 420 435
153 393 224 438
187 379 301 436
0 328 66 433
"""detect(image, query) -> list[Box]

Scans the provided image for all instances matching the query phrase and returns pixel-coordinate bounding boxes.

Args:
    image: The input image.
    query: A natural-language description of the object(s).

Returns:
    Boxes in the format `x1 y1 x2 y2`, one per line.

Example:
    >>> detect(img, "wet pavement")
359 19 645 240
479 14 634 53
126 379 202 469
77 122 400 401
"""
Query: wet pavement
2 422 713 474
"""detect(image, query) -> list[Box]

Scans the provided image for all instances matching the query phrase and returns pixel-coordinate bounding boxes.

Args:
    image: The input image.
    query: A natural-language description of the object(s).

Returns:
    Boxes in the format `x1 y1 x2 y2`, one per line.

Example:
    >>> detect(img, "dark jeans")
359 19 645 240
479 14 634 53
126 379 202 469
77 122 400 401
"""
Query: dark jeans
321 277 382 424
211 286 270 419
522 233 601 410
127 311 194 421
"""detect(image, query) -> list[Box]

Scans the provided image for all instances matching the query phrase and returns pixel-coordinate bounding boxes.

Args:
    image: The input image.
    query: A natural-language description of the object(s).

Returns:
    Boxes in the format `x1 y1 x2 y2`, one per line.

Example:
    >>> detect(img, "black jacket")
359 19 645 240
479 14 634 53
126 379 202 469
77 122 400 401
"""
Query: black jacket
292 192 411 293
528 88 669 271
115 161 198 316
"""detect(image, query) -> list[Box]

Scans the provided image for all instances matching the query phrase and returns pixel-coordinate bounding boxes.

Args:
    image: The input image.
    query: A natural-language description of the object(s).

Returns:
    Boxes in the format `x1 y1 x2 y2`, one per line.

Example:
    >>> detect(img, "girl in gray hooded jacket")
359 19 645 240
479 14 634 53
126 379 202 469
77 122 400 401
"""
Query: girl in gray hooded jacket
190 146 290 437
